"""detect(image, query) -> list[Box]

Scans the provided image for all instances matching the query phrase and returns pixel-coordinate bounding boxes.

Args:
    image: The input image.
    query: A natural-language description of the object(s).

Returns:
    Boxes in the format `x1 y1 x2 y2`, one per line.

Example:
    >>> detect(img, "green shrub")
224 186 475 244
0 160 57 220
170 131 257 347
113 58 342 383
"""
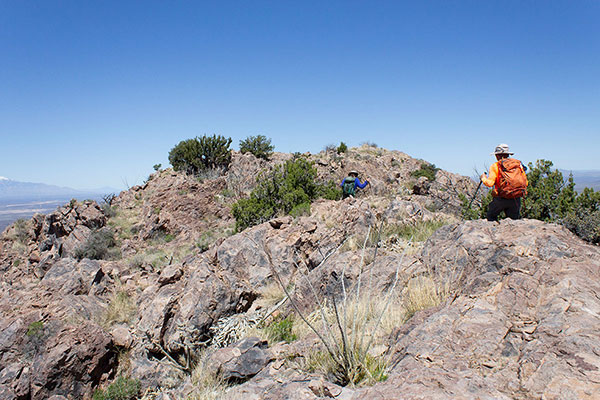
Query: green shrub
168 135 232 175
239 135 274 160
562 210 600 244
232 156 335 231
411 162 439 182
153 163 162 171
289 202 311 218
318 180 342 201
265 316 297 343
27 321 44 337
521 160 576 221
337 142 348 154
93 376 140 400
460 191 492 220
74 228 119 260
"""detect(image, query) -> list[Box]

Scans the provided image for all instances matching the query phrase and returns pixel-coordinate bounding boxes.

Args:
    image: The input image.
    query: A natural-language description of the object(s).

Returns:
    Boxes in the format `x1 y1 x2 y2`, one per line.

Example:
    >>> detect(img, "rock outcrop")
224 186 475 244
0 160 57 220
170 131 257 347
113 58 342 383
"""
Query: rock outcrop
2 146 594 400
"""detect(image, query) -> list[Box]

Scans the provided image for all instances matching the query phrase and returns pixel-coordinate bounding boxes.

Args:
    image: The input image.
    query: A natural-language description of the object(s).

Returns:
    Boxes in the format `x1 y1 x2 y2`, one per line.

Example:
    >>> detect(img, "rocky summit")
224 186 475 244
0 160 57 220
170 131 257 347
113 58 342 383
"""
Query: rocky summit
0 145 598 400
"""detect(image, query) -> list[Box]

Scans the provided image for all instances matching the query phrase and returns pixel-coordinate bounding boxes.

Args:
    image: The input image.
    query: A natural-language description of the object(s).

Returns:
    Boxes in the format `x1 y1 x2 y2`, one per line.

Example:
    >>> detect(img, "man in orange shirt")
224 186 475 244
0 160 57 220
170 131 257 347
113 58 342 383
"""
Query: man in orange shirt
480 144 528 221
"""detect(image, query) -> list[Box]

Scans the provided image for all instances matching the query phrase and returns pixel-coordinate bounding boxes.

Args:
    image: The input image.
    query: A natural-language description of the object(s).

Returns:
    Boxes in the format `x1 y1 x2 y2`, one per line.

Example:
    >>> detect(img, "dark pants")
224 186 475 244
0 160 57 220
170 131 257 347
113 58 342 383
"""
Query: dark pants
487 197 522 221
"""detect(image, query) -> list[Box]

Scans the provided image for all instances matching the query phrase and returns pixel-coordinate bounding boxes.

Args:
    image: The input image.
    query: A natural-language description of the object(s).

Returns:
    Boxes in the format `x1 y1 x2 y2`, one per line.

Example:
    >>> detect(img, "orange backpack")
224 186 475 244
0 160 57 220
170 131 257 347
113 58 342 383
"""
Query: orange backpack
496 158 528 198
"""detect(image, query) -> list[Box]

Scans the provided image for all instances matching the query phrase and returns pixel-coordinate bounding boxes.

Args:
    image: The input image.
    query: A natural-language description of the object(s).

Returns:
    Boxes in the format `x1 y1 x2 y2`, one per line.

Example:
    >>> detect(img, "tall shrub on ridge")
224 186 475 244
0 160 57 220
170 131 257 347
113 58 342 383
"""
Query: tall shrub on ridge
239 135 274 160
168 135 232 175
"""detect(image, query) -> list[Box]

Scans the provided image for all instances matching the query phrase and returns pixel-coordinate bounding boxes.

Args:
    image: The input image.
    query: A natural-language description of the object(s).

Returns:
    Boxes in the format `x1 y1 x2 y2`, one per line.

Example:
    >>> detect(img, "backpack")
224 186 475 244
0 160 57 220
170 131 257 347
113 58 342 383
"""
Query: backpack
342 177 356 197
496 158 528 199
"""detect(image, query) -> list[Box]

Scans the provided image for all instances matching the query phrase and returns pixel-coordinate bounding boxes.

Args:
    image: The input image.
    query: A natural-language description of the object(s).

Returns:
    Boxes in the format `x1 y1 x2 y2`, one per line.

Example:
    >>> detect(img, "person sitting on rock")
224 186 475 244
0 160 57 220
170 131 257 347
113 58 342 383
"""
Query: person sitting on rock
340 170 369 199
480 144 528 221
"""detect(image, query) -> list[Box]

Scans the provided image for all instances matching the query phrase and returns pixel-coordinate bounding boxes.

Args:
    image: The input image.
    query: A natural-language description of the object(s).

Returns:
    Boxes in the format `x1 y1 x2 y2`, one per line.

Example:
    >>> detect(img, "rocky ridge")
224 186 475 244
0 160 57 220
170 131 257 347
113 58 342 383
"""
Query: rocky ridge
1 146 597 399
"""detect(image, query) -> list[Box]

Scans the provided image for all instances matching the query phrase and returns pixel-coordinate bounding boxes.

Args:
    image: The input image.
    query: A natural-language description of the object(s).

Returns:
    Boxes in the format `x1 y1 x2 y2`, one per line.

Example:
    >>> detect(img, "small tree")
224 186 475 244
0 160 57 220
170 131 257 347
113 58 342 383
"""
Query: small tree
168 135 232 175
337 142 348 154
521 160 575 221
239 135 274 160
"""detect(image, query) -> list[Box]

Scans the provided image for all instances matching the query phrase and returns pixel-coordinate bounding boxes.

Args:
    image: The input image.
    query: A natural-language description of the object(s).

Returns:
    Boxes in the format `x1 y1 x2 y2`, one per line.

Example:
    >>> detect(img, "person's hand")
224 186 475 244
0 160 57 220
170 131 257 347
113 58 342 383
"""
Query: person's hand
480 173 486 182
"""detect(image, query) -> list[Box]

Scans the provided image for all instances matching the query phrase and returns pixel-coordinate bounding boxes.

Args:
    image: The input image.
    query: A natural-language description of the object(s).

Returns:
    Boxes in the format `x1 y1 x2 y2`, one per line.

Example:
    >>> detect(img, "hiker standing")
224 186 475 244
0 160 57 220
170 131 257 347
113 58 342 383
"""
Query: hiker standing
480 144 528 221
341 170 369 199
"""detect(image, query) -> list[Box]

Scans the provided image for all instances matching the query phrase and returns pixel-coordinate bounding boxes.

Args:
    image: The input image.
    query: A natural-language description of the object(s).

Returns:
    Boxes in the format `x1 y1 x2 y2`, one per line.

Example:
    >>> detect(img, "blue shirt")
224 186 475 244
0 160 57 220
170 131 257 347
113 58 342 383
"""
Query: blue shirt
340 177 369 189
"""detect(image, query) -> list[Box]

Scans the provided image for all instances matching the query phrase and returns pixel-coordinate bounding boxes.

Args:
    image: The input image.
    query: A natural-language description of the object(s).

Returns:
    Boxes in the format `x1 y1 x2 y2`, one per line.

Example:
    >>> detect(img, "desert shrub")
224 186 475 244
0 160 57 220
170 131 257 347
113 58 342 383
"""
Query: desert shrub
239 134 274 160
411 162 439 182
153 163 162 171
318 180 343 200
93 376 140 400
11 219 30 244
521 160 576 221
74 228 119 260
361 141 378 148
460 191 492 220
232 156 336 231
168 135 232 175
289 202 311 218
27 321 44 337
562 210 600 244
101 203 117 218
264 316 297 343
337 142 348 154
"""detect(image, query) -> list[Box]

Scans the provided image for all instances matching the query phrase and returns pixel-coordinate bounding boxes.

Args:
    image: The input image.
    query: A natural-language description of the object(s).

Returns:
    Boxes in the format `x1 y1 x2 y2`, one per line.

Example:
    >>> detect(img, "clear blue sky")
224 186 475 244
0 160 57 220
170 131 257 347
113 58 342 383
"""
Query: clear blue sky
1 0 598 190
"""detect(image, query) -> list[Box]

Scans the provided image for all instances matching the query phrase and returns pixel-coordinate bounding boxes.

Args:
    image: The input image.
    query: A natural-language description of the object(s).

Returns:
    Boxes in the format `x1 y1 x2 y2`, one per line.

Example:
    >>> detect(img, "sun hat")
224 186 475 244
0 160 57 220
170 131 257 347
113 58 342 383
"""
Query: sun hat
349 170 359 176
491 144 514 155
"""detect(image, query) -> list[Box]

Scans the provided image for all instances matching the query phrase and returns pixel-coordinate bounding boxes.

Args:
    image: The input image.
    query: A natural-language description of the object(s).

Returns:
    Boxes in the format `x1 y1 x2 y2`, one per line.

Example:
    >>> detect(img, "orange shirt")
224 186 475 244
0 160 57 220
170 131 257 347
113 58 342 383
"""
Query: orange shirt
481 162 500 188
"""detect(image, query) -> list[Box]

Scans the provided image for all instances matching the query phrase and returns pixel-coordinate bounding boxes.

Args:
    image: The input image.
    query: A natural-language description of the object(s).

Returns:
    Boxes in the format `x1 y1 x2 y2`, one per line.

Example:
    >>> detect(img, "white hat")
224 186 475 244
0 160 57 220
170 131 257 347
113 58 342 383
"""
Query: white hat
491 144 514 155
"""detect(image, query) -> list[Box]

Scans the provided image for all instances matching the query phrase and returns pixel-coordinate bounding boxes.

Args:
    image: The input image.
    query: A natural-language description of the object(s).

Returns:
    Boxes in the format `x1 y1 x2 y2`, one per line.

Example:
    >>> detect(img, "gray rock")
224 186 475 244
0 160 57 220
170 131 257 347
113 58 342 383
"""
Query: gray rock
208 337 273 382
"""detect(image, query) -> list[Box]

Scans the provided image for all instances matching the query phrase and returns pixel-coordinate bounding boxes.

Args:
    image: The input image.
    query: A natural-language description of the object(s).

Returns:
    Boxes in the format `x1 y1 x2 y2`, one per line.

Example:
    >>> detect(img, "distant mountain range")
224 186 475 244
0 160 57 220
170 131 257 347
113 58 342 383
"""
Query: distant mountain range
0 176 118 202
559 170 600 192
0 177 119 232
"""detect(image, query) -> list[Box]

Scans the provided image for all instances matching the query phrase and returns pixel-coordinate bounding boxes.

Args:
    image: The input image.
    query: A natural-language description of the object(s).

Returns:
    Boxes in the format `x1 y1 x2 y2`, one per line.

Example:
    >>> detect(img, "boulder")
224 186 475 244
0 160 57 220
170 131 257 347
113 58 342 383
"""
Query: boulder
207 337 273 382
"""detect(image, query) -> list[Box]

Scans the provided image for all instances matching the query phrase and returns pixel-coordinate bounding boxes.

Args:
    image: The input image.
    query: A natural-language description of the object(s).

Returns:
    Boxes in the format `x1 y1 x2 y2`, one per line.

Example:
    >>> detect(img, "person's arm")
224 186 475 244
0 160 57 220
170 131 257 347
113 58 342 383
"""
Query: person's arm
480 163 498 187
340 178 345 187
355 178 369 189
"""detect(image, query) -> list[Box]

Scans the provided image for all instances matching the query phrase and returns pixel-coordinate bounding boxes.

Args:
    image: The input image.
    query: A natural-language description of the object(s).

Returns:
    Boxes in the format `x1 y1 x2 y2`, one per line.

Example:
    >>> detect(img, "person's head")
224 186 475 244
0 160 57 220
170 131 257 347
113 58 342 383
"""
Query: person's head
491 144 514 160
349 170 359 178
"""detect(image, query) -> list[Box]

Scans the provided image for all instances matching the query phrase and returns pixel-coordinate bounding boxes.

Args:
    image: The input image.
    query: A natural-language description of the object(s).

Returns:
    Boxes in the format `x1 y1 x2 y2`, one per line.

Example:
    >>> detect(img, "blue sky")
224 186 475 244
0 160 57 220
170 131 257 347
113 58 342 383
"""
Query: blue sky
1 0 598 190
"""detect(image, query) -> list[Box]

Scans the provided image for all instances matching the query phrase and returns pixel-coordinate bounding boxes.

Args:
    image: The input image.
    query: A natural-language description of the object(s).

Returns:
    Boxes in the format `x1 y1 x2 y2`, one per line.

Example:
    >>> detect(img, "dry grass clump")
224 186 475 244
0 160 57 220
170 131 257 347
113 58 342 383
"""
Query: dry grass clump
107 207 141 240
187 350 229 400
401 274 449 321
382 218 449 243
102 289 137 328
264 225 406 387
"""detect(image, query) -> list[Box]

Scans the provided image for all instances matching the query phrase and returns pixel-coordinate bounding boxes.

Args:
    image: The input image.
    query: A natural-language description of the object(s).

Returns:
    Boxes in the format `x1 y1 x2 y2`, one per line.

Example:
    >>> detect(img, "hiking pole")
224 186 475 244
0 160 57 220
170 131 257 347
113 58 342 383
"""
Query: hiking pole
468 180 483 210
